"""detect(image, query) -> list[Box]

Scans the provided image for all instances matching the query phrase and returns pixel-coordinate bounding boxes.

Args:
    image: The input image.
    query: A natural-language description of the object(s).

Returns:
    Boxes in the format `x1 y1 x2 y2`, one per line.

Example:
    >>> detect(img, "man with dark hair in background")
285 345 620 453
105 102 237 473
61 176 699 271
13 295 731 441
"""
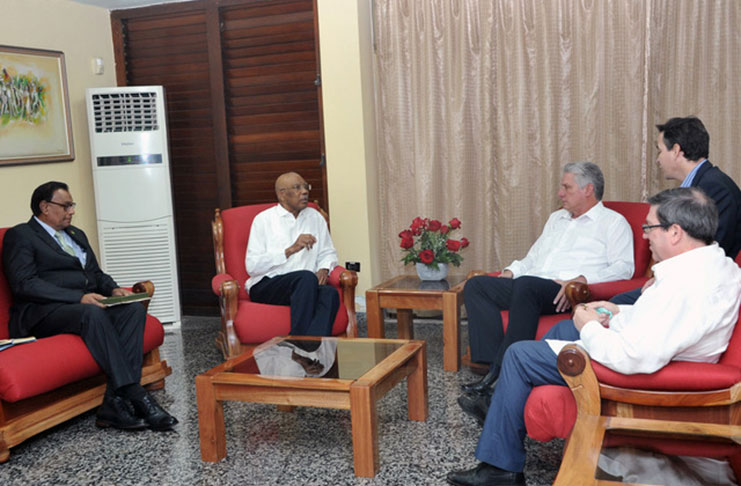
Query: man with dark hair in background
612 116 741 305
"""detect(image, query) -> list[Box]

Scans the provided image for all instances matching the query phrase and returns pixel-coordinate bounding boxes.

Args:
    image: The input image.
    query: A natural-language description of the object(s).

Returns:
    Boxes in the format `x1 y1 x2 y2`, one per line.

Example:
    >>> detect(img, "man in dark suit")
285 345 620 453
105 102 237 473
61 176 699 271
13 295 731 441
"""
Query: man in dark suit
612 116 741 304
3 181 177 431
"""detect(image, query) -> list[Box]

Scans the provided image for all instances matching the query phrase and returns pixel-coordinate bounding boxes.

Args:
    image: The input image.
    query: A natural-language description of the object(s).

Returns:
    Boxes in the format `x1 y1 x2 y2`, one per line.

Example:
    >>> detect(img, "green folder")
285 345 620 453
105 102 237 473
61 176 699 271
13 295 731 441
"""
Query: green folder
100 293 151 307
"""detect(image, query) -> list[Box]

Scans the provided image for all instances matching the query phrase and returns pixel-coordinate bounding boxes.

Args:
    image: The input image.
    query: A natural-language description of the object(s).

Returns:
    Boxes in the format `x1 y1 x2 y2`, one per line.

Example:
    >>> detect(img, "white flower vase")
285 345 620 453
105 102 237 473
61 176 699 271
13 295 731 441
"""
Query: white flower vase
415 262 449 281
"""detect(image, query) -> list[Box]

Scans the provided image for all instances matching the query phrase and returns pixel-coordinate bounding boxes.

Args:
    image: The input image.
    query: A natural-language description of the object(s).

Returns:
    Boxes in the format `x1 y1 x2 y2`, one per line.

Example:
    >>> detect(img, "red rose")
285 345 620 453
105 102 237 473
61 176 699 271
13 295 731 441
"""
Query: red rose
446 239 461 251
449 218 461 229
419 249 435 264
440 225 449 234
427 219 442 231
410 217 426 235
400 236 414 249
399 229 413 240
460 237 470 248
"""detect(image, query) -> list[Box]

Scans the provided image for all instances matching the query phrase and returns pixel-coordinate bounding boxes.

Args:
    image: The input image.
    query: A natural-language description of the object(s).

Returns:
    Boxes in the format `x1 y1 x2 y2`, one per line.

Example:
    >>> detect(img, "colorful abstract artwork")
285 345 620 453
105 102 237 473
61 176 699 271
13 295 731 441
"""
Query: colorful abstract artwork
0 45 74 166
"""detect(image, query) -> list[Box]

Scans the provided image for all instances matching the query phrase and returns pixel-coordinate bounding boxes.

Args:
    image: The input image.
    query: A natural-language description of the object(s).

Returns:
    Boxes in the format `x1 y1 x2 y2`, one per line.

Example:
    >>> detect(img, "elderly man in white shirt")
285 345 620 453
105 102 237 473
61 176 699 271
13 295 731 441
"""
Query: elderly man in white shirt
245 172 340 336
447 187 741 486
460 162 634 413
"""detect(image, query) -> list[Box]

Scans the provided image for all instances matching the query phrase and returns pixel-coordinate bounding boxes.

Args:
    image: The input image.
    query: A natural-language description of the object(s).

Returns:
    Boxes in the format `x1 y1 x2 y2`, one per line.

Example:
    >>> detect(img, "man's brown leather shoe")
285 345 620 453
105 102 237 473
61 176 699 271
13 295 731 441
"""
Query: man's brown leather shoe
447 462 525 486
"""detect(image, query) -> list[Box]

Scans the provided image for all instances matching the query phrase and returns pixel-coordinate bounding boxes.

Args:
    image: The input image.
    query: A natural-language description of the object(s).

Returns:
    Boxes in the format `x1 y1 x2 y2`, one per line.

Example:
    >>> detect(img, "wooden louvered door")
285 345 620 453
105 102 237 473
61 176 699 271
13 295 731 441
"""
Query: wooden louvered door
220 0 327 210
112 0 326 315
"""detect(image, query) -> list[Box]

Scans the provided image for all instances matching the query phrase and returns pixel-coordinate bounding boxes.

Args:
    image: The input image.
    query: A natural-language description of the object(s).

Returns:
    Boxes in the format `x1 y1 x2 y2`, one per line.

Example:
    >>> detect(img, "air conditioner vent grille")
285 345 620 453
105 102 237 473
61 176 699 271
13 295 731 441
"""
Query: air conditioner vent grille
91 91 159 133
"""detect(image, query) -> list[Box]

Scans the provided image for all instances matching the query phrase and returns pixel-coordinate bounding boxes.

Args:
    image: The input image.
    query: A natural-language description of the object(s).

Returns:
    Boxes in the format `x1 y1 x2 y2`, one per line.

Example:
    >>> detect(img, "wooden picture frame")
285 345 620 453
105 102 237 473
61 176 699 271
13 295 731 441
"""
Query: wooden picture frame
0 45 75 166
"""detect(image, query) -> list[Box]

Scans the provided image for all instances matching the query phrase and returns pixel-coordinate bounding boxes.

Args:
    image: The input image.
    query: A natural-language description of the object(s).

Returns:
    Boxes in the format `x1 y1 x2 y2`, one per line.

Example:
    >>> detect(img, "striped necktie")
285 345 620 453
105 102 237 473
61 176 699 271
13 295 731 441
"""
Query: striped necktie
55 231 76 257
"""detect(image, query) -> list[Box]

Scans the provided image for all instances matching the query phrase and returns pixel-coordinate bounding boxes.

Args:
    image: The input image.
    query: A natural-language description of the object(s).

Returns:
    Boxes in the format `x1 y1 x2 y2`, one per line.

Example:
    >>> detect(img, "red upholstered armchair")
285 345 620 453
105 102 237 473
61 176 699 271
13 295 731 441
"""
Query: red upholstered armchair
525 253 741 485
211 203 358 359
464 201 651 368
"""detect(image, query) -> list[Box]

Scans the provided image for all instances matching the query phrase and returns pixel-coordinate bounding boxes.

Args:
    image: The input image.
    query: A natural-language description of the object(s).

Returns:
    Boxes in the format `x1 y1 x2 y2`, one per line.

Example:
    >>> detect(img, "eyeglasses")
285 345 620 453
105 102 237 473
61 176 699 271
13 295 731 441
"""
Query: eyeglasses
46 201 77 212
280 183 312 193
641 223 667 233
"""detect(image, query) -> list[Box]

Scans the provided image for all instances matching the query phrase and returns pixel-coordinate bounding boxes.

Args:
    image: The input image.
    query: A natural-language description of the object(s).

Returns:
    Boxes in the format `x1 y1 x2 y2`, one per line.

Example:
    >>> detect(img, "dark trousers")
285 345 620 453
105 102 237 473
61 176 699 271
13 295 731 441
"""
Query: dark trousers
610 287 641 305
249 270 340 336
464 275 561 368
476 319 580 472
32 302 147 392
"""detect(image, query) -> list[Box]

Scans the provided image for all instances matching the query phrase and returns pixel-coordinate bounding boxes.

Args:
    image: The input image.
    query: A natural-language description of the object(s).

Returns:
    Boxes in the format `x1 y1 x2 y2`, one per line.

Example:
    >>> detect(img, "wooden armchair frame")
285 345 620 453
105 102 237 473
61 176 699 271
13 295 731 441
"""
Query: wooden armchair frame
553 344 741 485
0 280 172 463
212 206 358 360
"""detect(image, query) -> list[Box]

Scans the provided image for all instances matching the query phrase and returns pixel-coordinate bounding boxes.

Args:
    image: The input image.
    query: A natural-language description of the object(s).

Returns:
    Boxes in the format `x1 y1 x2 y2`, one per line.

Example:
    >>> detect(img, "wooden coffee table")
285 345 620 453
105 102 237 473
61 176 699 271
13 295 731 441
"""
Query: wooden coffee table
365 275 467 371
195 336 427 477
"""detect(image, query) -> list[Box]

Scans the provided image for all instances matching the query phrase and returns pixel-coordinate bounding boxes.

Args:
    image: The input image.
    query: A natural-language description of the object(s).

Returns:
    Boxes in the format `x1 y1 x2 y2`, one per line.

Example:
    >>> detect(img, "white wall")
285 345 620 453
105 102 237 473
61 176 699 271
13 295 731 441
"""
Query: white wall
0 0 118 253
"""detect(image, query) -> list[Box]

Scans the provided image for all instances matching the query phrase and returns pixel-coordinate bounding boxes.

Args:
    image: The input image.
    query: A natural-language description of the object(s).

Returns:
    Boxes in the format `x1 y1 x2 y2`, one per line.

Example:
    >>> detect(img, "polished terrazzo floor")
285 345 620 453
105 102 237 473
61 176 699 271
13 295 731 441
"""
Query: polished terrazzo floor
0 315 563 485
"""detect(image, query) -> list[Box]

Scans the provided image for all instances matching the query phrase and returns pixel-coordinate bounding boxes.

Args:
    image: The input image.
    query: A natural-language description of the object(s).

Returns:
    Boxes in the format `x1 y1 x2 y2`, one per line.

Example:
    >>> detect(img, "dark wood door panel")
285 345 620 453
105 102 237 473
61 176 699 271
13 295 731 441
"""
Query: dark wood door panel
112 0 326 315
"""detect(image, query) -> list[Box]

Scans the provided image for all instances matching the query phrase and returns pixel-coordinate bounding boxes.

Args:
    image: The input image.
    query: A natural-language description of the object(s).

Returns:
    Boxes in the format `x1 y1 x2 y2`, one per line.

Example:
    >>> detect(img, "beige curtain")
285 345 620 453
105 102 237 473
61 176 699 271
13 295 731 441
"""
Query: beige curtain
373 0 741 281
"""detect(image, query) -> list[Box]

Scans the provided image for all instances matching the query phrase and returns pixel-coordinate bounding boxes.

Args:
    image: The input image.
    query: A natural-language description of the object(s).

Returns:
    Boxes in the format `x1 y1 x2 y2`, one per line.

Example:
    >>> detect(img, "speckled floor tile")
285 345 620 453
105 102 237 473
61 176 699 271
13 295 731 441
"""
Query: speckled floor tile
0 314 562 485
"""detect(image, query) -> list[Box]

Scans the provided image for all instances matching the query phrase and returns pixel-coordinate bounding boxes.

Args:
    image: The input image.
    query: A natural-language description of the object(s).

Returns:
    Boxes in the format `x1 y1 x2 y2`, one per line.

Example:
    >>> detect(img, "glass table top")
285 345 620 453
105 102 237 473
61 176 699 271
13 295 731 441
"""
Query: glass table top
231 337 404 380
596 430 739 485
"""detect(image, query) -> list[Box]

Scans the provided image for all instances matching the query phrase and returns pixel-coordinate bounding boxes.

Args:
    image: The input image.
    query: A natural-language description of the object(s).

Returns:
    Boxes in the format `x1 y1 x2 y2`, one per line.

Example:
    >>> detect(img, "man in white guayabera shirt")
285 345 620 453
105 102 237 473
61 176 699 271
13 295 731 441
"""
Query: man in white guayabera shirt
447 187 741 486
459 162 634 422
245 172 339 336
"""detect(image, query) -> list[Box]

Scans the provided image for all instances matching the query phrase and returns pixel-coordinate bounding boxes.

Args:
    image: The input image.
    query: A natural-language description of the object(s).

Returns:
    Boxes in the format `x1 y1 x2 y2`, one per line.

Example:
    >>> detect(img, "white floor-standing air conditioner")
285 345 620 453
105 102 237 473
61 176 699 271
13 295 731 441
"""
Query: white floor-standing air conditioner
85 86 181 328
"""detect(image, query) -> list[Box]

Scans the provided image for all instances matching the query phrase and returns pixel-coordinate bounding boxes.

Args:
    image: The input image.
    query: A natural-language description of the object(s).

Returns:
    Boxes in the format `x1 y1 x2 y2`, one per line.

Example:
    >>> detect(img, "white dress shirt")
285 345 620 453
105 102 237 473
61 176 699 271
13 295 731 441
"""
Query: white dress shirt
547 244 741 374
245 205 338 292
505 201 634 283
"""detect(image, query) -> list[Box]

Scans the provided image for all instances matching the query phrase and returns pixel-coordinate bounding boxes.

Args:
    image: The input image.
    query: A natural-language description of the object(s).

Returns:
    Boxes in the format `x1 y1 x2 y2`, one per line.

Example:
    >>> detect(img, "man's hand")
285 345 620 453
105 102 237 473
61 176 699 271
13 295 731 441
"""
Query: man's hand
641 277 656 293
81 293 106 308
500 269 514 279
286 234 317 258
316 268 329 285
573 301 620 330
112 287 133 297
553 275 587 313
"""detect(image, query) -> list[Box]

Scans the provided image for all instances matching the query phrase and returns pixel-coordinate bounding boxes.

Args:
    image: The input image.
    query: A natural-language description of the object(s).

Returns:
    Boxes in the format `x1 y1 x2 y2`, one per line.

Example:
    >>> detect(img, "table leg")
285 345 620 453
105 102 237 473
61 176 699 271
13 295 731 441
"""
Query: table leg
407 343 428 421
442 290 462 371
350 383 379 477
196 375 226 462
365 290 384 338
397 309 414 339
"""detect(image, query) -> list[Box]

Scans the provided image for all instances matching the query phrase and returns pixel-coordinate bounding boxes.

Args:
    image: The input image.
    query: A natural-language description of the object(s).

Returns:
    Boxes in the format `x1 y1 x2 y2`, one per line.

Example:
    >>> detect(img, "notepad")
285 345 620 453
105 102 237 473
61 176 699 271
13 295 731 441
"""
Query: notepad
0 336 36 352
100 293 151 307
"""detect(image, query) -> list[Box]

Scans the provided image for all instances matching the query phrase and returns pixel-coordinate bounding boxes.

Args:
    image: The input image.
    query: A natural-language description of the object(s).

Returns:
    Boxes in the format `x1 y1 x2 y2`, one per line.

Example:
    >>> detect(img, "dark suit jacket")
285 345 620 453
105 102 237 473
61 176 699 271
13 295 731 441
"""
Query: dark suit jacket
692 161 741 259
2 218 118 337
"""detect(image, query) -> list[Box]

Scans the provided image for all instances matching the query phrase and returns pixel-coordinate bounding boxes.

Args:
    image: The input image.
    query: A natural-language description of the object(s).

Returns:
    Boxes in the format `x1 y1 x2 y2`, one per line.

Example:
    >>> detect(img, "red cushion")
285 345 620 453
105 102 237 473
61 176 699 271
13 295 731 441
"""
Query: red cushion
233 266 349 344
592 360 741 391
0 314 164 403
524 385 577 441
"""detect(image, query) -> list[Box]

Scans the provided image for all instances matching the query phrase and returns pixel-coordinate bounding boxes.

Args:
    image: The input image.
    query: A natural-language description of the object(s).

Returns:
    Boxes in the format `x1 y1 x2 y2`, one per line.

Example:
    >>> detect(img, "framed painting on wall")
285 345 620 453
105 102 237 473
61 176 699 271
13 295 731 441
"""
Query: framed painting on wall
0 45 74 166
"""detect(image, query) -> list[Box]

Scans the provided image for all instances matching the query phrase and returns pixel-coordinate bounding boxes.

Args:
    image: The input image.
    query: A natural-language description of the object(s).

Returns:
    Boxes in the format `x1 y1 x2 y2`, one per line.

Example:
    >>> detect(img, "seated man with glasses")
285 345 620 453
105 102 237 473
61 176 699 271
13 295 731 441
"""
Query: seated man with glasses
447 187 741 486
2 181 177 432
245 172 340 336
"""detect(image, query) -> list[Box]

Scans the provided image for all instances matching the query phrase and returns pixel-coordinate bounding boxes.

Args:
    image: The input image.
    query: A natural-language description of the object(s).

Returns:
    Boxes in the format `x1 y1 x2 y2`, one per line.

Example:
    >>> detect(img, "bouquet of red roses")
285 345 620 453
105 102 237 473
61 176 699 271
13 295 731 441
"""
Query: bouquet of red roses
399 217 470 267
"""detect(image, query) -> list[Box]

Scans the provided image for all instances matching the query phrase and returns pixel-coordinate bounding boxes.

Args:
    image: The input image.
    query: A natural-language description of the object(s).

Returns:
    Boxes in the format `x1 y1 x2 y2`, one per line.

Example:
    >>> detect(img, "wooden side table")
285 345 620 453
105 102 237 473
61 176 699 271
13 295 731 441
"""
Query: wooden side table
365 275 467 371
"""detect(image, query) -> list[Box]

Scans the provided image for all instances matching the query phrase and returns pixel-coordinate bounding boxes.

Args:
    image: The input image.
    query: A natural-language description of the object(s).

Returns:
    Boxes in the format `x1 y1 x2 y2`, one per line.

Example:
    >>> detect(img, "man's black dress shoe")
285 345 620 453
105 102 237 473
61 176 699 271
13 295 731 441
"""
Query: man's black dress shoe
447 462 525 486
129 393 179 431
457 392 491 426
461 366 499 394
96 395 148 430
